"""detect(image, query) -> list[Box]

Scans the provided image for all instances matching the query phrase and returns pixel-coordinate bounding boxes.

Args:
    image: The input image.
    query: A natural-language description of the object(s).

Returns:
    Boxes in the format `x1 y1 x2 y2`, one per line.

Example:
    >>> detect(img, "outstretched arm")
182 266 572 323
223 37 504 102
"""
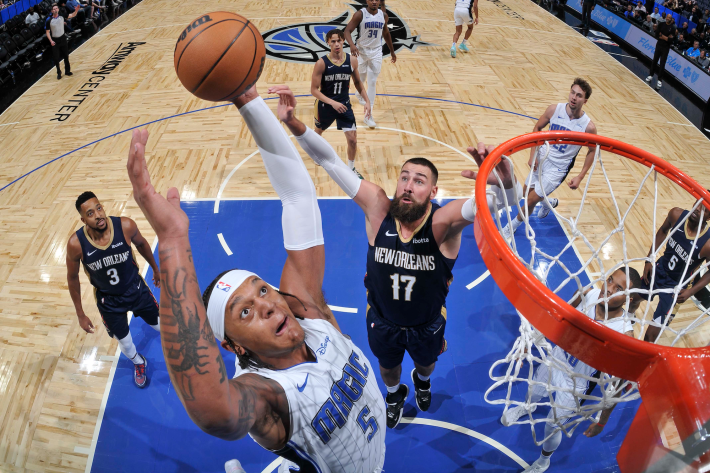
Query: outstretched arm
433 143 520 258
232 87 340 330
275 89 390 245
126 128 281 442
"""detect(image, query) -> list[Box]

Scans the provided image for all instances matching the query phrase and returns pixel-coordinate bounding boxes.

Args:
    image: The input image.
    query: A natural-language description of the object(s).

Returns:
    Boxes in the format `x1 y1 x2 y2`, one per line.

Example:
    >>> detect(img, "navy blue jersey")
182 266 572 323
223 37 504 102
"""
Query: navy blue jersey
320 54 352 104
76 216 139 295
659 210 710 282
365 203 456 327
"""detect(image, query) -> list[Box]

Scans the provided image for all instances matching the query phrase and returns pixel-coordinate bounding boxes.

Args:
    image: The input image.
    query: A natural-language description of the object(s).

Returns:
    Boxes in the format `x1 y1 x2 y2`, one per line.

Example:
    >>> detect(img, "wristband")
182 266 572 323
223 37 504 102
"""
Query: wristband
596 422 606 427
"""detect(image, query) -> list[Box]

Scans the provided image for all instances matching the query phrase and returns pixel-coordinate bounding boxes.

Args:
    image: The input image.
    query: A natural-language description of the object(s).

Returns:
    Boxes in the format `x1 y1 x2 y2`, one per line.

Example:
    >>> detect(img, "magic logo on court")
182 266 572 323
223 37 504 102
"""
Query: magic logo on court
261 0 434 64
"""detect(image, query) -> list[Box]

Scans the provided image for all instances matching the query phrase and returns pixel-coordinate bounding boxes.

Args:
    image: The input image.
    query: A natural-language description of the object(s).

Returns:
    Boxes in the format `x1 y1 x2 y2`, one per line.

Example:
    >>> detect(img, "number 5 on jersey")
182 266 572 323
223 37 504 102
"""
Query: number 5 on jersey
391 273 416 301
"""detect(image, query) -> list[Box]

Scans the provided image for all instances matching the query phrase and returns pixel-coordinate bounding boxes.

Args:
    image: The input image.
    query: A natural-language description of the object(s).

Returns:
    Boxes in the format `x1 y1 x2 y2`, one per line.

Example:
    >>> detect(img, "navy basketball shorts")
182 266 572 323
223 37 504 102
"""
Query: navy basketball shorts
639 264 690 325
366 308 447 370
96 276 159 340
314 99 356 132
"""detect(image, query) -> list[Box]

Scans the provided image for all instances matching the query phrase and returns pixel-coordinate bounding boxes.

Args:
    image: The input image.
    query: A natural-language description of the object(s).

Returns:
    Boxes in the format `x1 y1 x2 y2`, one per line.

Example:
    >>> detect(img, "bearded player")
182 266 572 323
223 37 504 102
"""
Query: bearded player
127 85 389 472
288 109 522 428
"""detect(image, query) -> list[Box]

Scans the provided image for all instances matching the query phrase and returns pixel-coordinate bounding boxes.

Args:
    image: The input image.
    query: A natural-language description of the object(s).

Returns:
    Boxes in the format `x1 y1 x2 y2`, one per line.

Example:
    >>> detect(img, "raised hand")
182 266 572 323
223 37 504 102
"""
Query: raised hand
126 129 189 240
267 85 298 122
461 142 516 189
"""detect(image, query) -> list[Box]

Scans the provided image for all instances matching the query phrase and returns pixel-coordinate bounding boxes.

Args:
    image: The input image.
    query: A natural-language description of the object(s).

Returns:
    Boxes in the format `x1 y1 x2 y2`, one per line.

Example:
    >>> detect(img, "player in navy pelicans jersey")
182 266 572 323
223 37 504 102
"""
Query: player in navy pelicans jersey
311 28 370 174
66 192 160 387
502 78 598 240
127 85 387 472
641 203 710 342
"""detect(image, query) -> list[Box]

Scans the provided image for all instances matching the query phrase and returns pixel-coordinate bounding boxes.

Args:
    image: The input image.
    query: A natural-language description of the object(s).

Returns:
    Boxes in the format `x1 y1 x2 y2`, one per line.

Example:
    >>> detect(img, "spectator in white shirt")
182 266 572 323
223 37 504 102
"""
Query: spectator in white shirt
25 6 39 26
651 7 662 20
634 1 647 15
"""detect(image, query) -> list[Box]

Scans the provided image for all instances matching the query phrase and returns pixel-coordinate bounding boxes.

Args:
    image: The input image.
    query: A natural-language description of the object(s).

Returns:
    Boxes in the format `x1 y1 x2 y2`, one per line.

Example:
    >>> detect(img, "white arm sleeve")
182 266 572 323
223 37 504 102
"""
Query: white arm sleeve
238 98 323 251
295 127 362 198
460 181 523 222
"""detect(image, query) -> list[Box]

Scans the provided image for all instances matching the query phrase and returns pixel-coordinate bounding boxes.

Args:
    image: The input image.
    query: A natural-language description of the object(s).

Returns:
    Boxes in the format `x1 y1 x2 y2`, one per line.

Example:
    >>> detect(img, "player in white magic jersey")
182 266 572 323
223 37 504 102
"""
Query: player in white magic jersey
451 0 479 57
126 84 385 473
502 78 598 240
344 0 396 129
501 267 643 473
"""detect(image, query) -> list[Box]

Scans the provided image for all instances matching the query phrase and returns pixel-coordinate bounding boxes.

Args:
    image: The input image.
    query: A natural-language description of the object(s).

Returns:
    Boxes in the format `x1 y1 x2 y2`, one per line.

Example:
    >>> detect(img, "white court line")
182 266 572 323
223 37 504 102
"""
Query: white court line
74 446 91 455
376 126 476 164
667 121 696 127
214 150 261 213
0 122 19 127
607 52 636 58
217 233 233 256
258 417 529 473
466 270 491 290
84 235 158 472
327 305 358 314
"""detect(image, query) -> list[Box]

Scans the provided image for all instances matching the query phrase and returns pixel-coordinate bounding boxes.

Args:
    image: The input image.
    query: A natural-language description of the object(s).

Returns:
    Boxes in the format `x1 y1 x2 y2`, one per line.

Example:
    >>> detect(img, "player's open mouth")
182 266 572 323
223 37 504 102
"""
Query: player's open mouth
276 316 288 335
97 219 105 226
401 197 412 204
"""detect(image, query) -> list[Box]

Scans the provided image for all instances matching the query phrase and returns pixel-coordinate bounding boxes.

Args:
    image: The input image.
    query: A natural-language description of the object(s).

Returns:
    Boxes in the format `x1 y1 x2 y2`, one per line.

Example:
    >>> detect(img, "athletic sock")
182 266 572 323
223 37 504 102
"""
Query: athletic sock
348 160 355 170
417 372 430 382
463 39 468 44
452 42 456 48
386 383 400 394
130 352 145 365
511 217 523 231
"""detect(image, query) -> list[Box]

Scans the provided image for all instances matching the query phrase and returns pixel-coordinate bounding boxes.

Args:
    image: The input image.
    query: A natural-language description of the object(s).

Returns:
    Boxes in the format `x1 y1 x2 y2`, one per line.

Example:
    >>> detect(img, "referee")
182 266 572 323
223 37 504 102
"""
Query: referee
646 14 676 89
45 4 73 80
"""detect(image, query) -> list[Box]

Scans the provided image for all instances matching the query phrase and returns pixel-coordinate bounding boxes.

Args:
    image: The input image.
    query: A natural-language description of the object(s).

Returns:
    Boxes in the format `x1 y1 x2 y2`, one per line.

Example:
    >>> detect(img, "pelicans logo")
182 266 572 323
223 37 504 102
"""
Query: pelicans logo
261 0 434 64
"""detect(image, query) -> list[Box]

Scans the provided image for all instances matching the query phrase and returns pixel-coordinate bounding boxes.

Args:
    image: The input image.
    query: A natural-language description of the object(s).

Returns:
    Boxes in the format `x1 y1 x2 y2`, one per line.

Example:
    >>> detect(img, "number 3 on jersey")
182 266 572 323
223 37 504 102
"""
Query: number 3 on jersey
391 273 416 301
107 268 120 285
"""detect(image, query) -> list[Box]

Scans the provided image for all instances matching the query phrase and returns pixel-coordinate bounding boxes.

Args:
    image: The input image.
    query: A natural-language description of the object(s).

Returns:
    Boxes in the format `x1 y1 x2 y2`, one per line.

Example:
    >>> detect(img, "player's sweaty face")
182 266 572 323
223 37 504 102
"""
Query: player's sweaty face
224 277 306 359
80 198 108 231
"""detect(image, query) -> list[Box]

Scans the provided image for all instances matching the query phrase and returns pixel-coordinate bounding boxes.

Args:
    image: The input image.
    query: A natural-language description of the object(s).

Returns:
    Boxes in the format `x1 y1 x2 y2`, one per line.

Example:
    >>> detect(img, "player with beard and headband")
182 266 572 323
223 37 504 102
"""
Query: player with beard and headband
66 192 161 388
127 85 388 472
286 118 523 428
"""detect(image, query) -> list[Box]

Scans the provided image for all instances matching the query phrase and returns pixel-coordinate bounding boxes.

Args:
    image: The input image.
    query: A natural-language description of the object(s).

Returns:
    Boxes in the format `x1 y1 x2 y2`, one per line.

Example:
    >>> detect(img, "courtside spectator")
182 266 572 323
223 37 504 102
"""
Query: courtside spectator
698 49 710 67
635 1 647 15
677 32 690 50
687 39 702 56
25 6 39 26
644 14 654 31
651 6 662 20
625 4 635 19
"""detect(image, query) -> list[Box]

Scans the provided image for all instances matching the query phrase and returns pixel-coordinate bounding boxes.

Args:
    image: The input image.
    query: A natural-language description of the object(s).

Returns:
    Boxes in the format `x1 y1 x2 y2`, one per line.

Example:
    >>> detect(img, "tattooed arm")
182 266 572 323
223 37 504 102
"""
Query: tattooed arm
126 129 288 445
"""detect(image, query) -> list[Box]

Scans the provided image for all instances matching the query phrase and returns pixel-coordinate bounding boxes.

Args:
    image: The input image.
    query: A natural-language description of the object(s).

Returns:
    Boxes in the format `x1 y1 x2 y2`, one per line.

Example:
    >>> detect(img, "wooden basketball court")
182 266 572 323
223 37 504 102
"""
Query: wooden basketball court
0 0 707 470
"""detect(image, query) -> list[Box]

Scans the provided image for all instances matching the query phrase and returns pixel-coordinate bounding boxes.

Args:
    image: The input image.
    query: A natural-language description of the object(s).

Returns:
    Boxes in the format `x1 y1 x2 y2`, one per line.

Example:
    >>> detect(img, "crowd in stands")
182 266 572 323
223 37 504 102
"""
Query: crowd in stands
0 0 139 86
604 0 710 73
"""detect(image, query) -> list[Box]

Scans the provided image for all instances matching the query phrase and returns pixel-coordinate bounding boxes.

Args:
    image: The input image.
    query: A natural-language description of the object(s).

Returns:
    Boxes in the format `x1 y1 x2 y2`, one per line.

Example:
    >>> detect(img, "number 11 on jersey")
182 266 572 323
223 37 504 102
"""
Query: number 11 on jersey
391 273 416 301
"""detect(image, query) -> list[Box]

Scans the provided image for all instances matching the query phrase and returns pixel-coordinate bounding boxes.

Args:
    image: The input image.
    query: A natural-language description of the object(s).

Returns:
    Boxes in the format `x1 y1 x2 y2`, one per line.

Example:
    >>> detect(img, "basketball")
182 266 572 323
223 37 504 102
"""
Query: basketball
173 12 266 102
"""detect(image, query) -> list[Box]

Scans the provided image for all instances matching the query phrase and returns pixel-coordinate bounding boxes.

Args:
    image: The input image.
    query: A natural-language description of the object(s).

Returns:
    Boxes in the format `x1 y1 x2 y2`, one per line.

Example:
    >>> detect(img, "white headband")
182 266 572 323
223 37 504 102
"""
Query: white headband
206 270 258 342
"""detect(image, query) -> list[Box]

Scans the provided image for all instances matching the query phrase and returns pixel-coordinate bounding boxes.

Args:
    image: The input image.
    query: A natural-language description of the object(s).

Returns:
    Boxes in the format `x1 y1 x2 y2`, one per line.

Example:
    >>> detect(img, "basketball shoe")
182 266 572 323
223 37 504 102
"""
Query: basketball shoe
411 369 432 411
385 384 409 428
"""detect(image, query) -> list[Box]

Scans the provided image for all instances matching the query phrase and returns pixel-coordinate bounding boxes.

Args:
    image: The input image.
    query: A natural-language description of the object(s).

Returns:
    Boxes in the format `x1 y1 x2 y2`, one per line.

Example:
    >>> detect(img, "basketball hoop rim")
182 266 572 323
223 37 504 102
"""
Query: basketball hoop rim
474 130 710 382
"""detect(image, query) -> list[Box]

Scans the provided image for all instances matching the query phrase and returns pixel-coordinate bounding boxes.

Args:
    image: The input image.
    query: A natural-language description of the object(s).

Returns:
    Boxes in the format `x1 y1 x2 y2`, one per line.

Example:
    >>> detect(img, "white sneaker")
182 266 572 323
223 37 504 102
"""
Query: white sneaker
645 75 653 82
501 222 514 241
364 115 377 128
501 404 536 426
225 459 246 473
355 94 366 106
523 457 550 473
537 198 558 218
656 80 662 89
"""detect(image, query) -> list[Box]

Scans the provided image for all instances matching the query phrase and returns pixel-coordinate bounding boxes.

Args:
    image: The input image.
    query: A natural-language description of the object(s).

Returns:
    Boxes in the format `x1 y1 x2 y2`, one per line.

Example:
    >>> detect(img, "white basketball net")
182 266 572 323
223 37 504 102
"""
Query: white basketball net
482 141 710 445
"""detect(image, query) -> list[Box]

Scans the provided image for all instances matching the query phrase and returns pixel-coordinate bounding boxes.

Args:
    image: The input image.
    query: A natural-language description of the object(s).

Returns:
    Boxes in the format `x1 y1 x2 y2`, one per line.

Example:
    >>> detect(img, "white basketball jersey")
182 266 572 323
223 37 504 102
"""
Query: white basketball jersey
561 288 633 379
538 103 592 171
455 0 474 8
357 8 385 56
234 318 386 473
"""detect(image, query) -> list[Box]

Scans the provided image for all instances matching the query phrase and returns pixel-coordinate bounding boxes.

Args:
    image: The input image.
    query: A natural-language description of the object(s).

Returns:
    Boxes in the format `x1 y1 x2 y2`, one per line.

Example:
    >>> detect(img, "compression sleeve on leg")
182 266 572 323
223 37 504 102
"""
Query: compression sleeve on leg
295 127 362 198
238 97 323 251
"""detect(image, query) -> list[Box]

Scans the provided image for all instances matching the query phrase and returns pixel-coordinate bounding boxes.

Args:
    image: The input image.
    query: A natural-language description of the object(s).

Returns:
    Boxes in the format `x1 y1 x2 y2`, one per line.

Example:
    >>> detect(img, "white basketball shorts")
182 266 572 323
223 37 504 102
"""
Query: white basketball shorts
526 158 570 199
358 50 383 76
454 7 474 26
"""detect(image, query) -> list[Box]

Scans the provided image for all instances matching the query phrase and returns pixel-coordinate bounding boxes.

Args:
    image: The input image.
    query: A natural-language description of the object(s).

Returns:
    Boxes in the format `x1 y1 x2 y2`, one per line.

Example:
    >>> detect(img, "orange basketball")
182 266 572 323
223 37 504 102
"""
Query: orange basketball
174 12 266 102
